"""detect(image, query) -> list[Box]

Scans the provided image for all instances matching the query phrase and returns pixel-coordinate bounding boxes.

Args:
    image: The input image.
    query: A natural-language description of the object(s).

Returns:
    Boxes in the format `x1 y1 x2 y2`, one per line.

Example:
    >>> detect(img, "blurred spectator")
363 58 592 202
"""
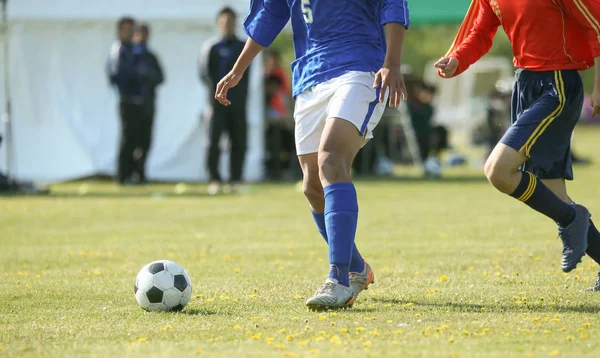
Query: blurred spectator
483 88 511 160
199 7 249 194
406 79 449 176
264 49 290 96
264 75 295 180
107 17 143 185
133 23 164 183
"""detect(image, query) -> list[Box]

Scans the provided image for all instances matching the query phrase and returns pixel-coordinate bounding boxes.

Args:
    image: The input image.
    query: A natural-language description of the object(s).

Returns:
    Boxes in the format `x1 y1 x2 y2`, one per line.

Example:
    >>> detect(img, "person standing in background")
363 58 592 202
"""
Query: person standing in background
199 7 249 195
107 17 144 185
133 24 165 184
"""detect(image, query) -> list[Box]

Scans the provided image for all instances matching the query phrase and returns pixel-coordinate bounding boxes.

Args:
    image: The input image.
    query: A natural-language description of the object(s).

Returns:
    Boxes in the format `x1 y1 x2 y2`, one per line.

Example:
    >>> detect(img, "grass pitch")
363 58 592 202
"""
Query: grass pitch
3 128 600 358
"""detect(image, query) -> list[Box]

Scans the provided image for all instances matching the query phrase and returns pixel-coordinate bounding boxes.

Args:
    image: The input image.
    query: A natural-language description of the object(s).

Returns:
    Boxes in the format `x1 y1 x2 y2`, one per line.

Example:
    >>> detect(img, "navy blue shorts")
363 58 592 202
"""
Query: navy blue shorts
501 69 584 180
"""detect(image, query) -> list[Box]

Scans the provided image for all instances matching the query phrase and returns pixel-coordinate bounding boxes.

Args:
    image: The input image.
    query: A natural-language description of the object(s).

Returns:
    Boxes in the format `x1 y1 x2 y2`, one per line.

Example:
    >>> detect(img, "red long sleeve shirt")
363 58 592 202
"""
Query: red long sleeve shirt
447 0 600 77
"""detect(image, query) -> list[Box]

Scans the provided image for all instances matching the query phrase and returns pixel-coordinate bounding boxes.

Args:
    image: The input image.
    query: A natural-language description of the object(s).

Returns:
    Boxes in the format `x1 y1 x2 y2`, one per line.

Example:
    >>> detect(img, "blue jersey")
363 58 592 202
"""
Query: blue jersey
244 0 409 98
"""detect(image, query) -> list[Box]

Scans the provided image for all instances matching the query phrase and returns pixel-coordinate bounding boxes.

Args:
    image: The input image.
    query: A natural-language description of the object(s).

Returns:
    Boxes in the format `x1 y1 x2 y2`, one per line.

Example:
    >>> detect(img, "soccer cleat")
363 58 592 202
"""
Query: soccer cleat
305 278 355 311
207 182 221 196
582 272 600 292
350 259 375 300
559 204 590 273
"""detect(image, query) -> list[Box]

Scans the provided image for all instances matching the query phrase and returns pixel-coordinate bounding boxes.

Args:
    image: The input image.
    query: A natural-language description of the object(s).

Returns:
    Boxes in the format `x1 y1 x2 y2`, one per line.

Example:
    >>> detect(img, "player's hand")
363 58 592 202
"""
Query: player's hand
215 71 243 106
373 65 407 108
434 57 459 78
591 88 600 117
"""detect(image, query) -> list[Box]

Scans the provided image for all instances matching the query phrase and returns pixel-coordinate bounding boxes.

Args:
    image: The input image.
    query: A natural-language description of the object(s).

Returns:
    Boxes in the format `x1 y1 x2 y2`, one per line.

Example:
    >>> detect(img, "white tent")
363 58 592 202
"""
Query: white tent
0 0 265 183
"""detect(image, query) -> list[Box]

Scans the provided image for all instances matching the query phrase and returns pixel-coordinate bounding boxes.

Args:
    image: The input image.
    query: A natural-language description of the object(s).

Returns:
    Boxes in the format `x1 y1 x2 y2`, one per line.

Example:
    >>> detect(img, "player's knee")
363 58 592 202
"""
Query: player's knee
318 151 350 184
484 159 512 194
302 180 323 201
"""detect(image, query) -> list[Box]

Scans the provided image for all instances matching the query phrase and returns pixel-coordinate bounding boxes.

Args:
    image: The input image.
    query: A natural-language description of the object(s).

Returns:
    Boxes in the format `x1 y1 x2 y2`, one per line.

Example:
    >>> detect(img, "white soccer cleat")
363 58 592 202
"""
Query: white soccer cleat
207 182 221 196
305 278 355 311
350 260 375 300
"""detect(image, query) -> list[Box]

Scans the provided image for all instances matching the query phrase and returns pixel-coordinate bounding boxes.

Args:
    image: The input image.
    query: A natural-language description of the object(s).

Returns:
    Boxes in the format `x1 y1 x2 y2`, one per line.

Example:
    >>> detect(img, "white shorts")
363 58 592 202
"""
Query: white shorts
293 71 387 155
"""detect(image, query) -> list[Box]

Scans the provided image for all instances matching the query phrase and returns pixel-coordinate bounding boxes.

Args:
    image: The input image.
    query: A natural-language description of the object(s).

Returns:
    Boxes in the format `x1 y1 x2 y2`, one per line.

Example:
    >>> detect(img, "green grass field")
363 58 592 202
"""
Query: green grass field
3 127 600 358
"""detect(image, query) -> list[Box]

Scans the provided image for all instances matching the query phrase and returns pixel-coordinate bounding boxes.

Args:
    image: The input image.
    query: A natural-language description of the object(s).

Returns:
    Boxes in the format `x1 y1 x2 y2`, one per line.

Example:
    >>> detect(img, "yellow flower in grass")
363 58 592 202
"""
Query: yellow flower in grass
584 322 591 328
299 340 309 347
394 329 404 335
551 351 560 357
356 327 366 333
340 328 349 334
560 327 567 332
448 337 455 343
387 320 393 324
266 337 274 344
440 275 448 282
196 348 203 354
279 328 286 334
370 331 379 337
462 330 469 336
315 336 324 342
286 334 295 341
284 352 299 358
567 336 574 341
551 318 560 323
544 330 551 334
330 322 336 327
294 295 302 299
251 332 262 340
234 268 240 274
318 315 326 321
161 324 173 331
363 341 372 347
273 344 286 350
137 337 148 343
329 335 341 345
581 333 589 339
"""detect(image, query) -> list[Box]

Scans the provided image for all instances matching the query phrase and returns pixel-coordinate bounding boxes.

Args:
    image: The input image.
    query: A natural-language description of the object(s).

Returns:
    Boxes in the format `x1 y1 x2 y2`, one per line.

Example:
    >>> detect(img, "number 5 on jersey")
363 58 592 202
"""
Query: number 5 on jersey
302 0 313 24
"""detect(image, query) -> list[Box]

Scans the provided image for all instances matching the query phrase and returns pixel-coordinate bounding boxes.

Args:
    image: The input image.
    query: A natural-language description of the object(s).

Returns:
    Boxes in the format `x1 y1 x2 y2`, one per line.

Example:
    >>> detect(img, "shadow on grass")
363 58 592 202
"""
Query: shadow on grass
371 297 600 314
353 175 488 184
181 308 223 316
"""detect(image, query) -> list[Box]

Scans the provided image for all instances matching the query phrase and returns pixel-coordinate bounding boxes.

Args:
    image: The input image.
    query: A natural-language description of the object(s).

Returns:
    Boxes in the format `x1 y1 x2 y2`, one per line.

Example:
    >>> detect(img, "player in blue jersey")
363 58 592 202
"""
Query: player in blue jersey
215 0 410 310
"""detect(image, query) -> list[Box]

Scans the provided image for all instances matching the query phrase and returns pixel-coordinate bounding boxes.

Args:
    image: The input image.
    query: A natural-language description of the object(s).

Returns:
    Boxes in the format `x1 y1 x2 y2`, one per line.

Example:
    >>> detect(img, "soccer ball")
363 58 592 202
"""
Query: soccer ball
134 260 192 312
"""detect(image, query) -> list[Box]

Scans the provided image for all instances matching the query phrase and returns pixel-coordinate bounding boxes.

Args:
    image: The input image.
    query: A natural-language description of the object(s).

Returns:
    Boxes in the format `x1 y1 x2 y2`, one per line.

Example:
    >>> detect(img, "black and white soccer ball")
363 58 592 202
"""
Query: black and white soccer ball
134 260 192 312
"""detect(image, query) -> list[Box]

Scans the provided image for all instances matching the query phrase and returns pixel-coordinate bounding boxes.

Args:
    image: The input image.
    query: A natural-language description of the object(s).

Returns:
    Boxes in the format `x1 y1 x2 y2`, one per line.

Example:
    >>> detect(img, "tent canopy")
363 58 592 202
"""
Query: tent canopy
0 0 265 183
10 0 472 25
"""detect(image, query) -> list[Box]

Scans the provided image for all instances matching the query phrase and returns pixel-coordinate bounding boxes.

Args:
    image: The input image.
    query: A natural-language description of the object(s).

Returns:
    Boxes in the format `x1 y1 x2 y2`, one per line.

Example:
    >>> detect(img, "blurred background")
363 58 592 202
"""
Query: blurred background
0 0 597 193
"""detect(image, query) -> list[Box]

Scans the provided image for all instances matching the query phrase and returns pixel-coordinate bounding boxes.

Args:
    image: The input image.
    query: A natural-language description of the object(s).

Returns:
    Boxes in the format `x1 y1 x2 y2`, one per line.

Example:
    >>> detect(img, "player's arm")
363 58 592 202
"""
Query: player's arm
561 0 600 116
215 0 290 106
435 0 500 78
375 0 410 107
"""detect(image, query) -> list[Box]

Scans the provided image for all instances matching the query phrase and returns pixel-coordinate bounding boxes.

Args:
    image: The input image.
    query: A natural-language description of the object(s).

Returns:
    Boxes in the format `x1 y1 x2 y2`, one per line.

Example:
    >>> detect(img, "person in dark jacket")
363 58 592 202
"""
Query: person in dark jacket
107 17 143 185
199 7 249 195
133 23 164 183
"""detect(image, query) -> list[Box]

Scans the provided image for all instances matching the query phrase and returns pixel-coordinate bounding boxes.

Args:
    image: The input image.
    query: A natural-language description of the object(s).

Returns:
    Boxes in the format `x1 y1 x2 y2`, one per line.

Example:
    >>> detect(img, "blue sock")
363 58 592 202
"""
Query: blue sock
324 183 359 287
510 172 575 227
312 211 365 273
